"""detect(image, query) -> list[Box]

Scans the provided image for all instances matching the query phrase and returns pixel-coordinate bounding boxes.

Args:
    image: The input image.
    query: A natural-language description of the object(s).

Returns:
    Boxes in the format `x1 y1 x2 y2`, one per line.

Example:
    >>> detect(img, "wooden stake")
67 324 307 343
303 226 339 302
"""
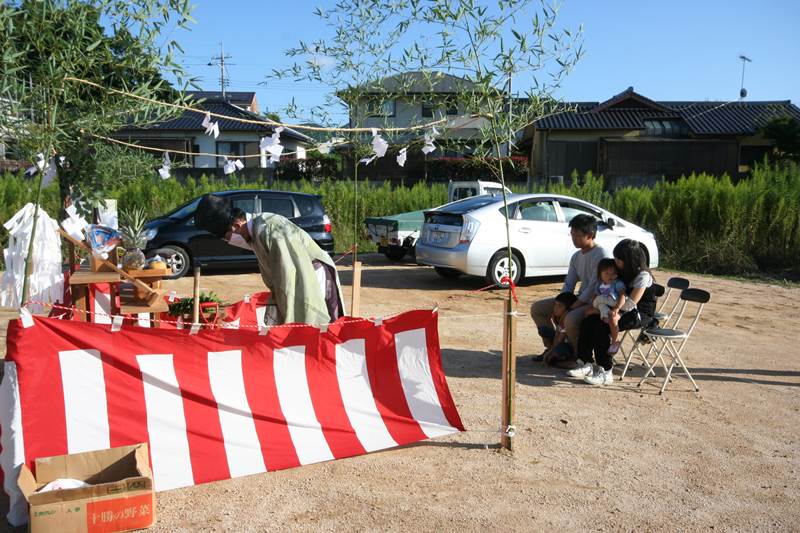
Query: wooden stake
192 264 201 325
500 297 517 451
350 260 362 317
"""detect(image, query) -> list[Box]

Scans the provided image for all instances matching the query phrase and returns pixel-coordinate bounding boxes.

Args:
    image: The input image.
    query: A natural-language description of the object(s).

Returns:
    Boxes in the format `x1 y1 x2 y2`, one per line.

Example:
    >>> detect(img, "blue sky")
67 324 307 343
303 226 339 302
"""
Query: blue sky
165 0 800 123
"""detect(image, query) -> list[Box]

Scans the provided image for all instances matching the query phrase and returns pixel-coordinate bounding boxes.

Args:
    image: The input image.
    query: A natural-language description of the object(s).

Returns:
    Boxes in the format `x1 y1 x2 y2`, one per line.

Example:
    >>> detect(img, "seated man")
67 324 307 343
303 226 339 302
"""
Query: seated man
530 214 610 362
194 194 344 325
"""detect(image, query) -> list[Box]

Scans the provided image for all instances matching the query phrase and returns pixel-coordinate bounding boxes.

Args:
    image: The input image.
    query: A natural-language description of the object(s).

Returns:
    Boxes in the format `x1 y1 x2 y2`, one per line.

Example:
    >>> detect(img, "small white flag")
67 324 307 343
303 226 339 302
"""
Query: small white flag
317 141 332 155
202 112 220 139
359 155 377 165
396 147 408 167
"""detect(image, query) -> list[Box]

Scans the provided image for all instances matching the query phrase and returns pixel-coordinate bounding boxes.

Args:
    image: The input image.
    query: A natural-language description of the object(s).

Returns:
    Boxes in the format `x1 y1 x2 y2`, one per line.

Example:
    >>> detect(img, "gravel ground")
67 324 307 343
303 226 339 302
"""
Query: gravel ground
1 254 798 531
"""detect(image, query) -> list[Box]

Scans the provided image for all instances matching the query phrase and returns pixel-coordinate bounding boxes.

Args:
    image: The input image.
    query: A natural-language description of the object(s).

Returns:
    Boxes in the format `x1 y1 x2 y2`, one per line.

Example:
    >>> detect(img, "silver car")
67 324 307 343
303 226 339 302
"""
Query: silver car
415 193 659 286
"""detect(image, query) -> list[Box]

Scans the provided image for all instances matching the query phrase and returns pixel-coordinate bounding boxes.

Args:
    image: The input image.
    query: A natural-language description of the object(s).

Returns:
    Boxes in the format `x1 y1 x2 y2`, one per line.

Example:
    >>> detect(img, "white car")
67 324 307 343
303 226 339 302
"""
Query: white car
415 193 659 286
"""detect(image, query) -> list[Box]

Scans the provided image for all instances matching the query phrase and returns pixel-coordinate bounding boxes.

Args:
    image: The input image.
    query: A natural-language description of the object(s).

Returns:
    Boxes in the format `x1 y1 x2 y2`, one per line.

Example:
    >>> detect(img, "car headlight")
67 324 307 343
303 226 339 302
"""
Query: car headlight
144 228 158 241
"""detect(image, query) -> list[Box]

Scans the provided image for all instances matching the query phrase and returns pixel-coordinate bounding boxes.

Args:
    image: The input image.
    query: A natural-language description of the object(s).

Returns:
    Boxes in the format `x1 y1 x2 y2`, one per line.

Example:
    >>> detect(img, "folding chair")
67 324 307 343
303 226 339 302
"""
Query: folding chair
619 277 690 381
637 288 711 394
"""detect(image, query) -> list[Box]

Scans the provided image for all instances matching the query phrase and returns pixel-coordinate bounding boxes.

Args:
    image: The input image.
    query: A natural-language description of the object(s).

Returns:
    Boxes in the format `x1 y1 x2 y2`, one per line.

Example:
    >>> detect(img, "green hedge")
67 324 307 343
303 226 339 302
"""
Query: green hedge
1 162 798 276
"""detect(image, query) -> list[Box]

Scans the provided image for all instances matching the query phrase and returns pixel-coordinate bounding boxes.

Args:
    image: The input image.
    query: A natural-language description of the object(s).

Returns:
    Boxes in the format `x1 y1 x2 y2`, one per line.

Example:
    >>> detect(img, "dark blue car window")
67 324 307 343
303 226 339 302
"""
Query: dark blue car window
293 196 323 217
167 198 201 219
260 196 295 218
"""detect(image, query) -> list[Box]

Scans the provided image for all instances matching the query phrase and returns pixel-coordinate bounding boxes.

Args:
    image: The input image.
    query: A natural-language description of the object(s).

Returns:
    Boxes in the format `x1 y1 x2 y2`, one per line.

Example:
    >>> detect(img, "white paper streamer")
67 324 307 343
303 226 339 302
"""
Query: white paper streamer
1 204 64 313
396 147 408 167
370 128 389 158
158 152 171 180
422 127 438 155
61 205 88 242
260 126 285 164
223 157 244 175
202 112 220 139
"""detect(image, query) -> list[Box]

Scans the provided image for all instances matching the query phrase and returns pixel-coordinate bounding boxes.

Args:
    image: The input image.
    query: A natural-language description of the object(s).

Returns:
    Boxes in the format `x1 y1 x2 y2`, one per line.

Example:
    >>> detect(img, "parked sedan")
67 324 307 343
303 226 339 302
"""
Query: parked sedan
144 189 333 278
415 193 658 286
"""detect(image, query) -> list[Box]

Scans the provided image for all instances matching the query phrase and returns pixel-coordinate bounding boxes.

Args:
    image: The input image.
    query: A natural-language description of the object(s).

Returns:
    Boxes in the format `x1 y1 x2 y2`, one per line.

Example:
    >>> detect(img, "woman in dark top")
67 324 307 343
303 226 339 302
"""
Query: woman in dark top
568 239 657 386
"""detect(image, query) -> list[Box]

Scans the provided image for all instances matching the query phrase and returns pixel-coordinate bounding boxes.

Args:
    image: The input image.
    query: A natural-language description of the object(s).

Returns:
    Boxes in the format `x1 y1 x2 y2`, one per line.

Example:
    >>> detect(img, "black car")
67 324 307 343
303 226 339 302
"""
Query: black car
143 189 334 278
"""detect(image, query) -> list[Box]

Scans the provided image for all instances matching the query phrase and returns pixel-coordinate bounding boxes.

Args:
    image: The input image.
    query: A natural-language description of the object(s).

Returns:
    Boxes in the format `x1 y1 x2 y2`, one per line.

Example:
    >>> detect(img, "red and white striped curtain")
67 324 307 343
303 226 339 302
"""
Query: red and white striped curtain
0 309 463 526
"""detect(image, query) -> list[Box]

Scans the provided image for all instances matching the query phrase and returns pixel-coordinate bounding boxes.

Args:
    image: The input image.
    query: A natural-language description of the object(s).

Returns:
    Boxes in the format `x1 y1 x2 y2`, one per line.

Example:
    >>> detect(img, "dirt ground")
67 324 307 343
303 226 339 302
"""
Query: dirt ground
1 254 798 531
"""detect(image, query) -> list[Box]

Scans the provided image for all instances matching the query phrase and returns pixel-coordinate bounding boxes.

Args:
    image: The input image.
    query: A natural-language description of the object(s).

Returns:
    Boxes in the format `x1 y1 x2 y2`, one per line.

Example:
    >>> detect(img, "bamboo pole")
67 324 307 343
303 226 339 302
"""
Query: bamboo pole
500 298 517 450
350 260 362 317
192 264 201 324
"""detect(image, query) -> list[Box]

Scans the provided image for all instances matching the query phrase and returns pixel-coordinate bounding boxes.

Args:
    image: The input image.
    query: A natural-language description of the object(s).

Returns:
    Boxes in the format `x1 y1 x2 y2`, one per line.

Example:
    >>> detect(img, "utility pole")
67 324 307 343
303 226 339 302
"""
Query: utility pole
738 54 752 100
208 42 233 97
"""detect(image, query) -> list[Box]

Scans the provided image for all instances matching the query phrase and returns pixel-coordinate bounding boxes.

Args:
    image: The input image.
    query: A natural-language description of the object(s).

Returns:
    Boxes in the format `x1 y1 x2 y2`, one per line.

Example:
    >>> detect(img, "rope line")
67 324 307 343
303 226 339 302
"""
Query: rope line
64 76 448 133
87 131 349 159
26 300 508 327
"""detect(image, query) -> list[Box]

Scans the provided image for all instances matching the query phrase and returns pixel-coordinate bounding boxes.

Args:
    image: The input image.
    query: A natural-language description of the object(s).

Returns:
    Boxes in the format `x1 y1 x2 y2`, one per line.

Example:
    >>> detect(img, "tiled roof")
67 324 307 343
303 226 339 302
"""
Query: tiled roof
186 91 256 103
361 71 479 94
533 88 800 135
118 99 311 143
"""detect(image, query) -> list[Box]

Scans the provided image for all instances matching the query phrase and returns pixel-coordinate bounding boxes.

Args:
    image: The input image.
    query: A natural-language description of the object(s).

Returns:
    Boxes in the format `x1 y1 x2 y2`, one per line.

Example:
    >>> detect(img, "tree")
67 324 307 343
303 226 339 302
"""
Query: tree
761 116 800 162
0 0 195 301
274 0 583 450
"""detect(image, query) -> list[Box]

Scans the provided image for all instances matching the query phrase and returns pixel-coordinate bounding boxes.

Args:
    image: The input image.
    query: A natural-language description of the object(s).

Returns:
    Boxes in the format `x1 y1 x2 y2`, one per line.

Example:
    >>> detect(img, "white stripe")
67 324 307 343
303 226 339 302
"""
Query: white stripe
273 346 334 465
137 313 151 328
93 288 112 324
136 354 194 491
335 339 397 452
207 350 266 477
394 328 455 438
59 349 110 453
0 362 27 526
221 318 240 329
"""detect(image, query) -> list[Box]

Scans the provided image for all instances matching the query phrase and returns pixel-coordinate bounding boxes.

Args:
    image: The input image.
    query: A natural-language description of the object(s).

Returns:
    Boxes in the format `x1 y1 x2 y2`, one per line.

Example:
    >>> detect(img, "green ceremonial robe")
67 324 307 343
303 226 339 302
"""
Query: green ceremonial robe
250 212 345 325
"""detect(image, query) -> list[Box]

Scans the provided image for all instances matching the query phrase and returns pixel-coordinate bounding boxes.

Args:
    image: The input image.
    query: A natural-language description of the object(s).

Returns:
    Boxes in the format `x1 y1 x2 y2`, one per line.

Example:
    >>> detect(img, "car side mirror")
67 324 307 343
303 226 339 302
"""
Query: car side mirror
605 217 616 228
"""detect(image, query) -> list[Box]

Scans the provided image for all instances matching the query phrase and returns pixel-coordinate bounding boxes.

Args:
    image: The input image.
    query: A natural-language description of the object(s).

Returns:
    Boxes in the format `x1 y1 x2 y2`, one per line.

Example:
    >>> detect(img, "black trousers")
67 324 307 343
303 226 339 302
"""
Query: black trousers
577 311 646 371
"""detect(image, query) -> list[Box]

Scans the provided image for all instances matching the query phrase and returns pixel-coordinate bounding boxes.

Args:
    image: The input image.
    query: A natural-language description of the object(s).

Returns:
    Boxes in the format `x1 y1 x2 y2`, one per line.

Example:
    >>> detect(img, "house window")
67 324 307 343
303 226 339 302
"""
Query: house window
445 100 458 115
217 141 260 168
366 99 395 117
642 120 688 137
421 102 435 118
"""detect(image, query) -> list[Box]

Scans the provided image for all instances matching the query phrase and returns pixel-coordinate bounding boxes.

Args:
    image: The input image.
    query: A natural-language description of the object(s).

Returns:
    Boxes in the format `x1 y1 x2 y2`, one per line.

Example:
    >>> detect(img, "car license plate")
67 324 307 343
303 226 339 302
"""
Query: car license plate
429 230 448 245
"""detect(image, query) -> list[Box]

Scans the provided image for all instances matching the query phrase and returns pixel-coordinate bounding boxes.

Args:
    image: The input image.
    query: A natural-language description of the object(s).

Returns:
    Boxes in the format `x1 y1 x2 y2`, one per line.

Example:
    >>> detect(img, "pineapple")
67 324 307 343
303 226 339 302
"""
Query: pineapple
118 207 148 271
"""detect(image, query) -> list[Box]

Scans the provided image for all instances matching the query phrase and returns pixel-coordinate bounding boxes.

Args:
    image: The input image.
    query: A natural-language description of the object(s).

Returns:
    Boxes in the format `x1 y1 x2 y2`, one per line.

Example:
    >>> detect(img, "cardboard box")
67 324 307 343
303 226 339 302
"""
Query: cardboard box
18 443 155 533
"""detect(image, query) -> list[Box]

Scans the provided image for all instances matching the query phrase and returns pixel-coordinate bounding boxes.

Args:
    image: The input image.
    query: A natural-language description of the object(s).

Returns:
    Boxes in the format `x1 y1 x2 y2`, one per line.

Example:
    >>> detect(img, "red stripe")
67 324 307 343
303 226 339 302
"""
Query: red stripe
233 328 300 471
9 318 69 469
365 321 428 445
171 333 230 484
308 321 367 459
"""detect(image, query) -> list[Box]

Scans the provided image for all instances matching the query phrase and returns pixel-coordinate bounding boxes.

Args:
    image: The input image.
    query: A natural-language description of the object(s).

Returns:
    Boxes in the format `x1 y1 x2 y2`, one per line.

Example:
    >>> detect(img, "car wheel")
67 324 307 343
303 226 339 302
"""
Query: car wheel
434 267 462 279
152 245 191 279
384 246 407 261
486 250 522 287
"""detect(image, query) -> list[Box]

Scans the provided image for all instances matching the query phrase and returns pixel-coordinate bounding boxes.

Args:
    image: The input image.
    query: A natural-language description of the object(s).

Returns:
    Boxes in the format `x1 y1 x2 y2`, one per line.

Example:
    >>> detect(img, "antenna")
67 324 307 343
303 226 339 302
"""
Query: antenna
738 54 752 100
208 42 234 97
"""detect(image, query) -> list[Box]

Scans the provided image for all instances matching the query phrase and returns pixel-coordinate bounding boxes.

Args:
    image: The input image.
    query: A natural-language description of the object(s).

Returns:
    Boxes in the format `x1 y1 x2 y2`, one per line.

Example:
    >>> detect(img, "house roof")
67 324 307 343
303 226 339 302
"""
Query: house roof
359 71 480 94
533 87 800 135
186 91 256 104
117 99 312 143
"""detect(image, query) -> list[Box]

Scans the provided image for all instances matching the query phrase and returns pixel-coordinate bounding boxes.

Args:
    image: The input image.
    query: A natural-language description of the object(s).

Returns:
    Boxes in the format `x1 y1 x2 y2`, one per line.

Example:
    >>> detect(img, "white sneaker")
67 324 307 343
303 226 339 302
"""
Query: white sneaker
584 367 613 386
567 360 593 378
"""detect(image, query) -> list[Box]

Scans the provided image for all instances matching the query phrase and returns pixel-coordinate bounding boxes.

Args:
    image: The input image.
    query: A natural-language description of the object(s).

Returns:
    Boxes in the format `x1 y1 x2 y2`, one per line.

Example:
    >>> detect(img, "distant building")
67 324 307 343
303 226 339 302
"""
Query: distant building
524 87 800 187
115 94 312 173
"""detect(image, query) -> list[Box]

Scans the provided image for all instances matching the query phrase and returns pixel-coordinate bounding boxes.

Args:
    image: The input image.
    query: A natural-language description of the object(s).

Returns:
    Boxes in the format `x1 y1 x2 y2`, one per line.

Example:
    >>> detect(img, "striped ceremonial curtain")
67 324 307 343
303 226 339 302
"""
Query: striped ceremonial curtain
0 310 463 526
